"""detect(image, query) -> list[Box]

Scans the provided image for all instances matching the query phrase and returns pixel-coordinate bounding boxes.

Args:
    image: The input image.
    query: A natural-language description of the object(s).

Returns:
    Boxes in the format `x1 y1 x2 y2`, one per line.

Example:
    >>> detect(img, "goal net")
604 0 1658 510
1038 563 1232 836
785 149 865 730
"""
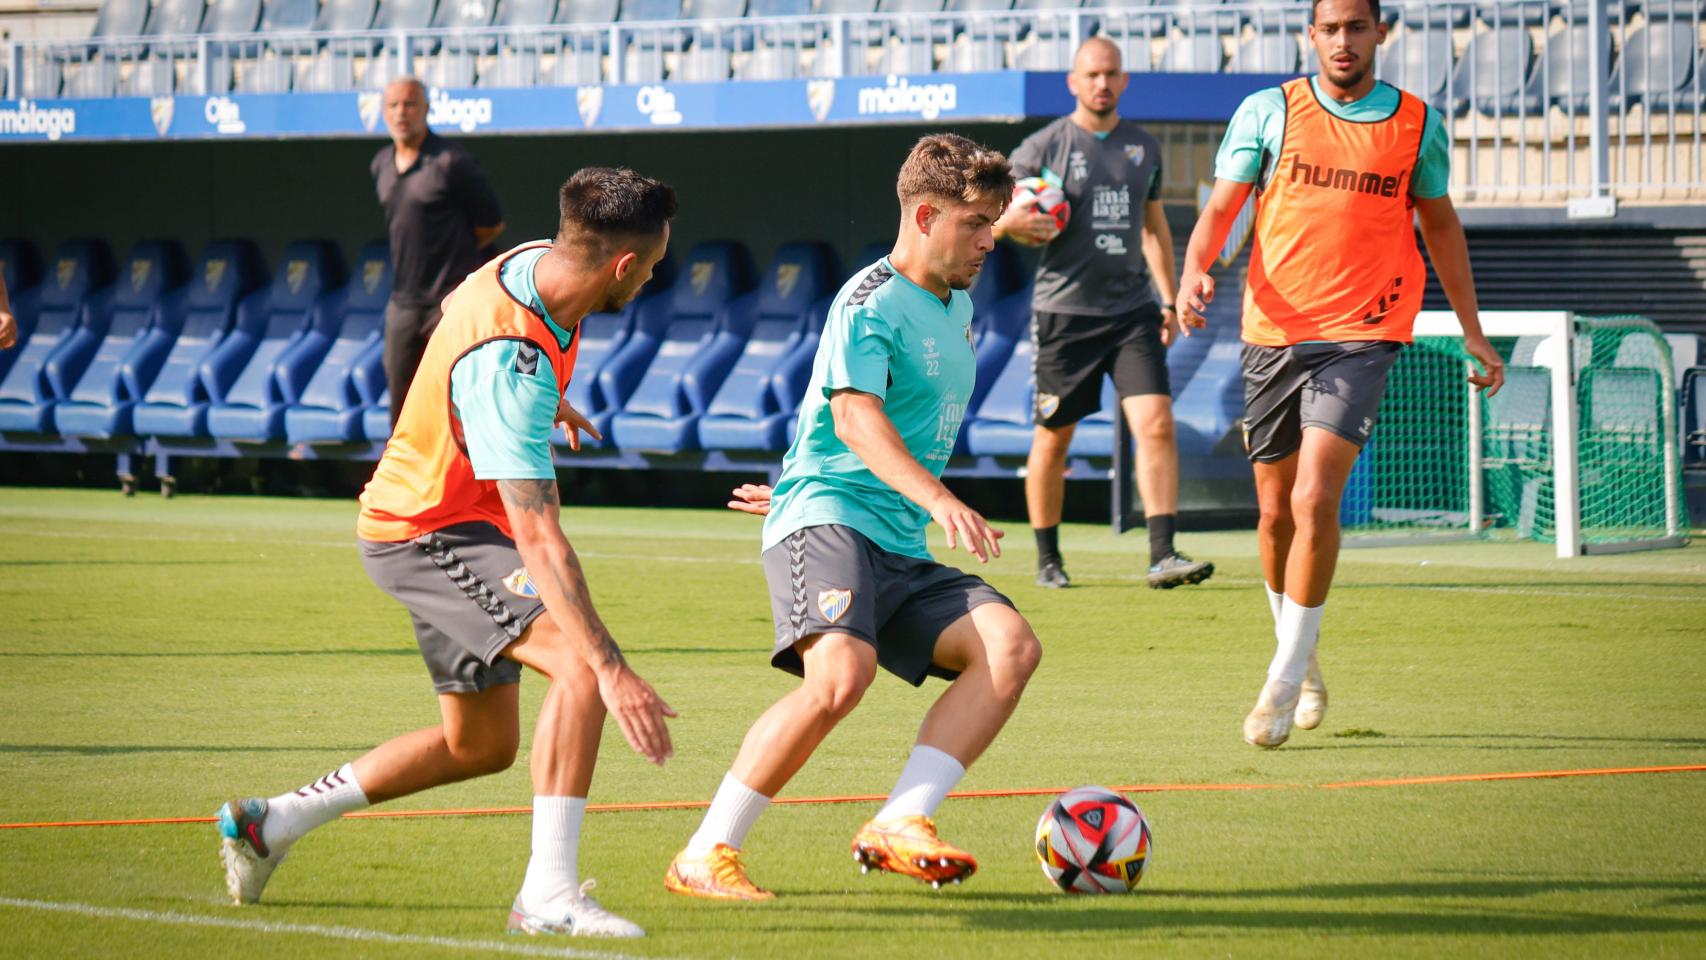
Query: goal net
1340 311 1690 556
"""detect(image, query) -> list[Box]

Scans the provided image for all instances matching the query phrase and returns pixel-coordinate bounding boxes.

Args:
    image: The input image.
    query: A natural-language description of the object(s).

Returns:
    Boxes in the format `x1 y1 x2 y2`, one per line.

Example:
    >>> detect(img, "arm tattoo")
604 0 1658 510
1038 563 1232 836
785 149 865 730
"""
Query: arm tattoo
497 478 559 514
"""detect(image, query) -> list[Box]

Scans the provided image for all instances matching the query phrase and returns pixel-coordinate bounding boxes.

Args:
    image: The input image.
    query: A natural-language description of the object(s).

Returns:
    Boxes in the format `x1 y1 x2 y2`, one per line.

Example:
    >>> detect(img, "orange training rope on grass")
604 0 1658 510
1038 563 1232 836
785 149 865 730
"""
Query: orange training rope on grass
2 764 1701 830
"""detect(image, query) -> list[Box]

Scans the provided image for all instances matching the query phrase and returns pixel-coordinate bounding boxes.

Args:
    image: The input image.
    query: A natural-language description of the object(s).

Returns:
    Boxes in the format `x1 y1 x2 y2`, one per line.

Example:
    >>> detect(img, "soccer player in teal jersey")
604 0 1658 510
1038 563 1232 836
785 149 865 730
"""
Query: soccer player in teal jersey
664 135 1044 900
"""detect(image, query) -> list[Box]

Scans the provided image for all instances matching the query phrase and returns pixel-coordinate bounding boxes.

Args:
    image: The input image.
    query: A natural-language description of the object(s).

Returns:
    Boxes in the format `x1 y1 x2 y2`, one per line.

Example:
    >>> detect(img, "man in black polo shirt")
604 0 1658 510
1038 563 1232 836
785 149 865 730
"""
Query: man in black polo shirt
994 37 1213 591
371 76 506 425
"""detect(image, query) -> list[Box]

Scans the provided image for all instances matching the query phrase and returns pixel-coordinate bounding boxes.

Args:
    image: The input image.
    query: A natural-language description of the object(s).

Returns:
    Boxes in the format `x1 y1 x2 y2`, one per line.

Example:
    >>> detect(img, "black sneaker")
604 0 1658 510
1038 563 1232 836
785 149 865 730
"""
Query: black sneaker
1035 561 1071 589
1146 553 1214 589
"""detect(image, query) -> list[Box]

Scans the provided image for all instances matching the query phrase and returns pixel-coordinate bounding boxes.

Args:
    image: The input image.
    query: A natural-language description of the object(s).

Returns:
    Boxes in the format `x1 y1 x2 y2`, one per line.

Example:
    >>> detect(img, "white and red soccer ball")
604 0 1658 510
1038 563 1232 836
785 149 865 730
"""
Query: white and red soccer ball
1035 786 1152 894
1011 176 1070 237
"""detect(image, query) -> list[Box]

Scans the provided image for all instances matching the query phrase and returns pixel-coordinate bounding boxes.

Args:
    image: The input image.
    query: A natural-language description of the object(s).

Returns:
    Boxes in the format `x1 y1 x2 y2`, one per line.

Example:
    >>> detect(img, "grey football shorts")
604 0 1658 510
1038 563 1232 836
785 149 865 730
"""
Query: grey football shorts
360 522 547 695
762 524 1015 687
1240 340 1403 463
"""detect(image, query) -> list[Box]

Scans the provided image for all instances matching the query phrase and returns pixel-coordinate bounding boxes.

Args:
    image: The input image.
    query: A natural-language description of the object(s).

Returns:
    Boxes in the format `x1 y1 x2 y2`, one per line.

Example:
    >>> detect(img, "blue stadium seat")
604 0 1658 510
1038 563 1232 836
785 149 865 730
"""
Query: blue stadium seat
134 241 268 439
1379 27 1455 111
205 241 346 441
0 240 45 389
285 242 392 444
1684 367 1706 465
1484 365 1551 466
54 242 191 439
263 0 322 54
698 241 839 451
143 0 210 56
1230 31 1300 73
962 287 1039 457
1065 379 1119 456
0 240 116 435
610 242 759 453
554 255 678 450
1452 25 1541 117
437 0 500 54
202 0 264 38
1621 20 1703 111
1170 0 1243 33
88 0 153 59
1160 33 1225 72
362 388 393 442
1390 1 1470 28
483 0 557 54
1168 320 1244 457
318 0 381 54
1543 22 1612 114
1474 0 1555 27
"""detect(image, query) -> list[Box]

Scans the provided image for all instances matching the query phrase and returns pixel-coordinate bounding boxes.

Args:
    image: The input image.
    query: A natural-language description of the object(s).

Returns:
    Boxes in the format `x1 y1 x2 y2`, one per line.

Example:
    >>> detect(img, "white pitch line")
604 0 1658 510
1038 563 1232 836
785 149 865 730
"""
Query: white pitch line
0 897 674 960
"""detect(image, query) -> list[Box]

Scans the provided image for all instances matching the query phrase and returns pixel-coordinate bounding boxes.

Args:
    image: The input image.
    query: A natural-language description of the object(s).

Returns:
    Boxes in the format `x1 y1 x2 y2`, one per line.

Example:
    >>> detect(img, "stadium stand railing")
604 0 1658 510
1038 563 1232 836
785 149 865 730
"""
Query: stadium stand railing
6 0 1705 202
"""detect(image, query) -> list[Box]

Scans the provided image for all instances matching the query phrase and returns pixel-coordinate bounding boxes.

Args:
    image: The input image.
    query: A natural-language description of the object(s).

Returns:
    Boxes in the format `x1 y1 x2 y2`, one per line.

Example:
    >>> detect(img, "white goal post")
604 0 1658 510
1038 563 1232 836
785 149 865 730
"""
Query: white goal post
1410 310 1685 558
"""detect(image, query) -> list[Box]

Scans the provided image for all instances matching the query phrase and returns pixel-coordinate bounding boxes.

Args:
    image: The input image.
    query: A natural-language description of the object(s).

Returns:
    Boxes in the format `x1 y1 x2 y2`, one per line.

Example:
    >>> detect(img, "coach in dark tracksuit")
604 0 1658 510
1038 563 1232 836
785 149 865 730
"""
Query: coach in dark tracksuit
371 76 505 426
995 36 1213 591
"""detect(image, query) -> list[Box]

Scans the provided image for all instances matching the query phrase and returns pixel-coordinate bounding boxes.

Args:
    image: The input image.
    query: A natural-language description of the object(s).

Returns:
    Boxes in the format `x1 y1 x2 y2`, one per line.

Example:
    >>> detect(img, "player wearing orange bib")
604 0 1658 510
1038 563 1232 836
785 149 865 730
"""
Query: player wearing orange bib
1176 0 1504 749
215 169 678 937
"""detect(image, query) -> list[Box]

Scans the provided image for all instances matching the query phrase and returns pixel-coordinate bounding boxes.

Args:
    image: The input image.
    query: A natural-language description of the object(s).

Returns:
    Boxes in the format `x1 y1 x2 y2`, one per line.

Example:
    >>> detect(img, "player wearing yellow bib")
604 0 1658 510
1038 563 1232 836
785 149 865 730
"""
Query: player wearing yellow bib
1176 0 1505 748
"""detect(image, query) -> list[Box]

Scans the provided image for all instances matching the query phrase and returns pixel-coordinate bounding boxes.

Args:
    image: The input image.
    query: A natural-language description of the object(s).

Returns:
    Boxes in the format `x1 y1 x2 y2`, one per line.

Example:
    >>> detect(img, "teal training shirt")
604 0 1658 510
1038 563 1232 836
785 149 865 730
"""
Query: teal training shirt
761 258 977 560
1215 78 1451 199
449 244 577 481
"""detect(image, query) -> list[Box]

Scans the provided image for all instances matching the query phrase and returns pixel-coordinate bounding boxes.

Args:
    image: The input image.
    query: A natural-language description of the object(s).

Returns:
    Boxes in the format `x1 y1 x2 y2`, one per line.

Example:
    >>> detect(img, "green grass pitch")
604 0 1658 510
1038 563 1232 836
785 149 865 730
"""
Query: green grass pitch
1 487 1703 959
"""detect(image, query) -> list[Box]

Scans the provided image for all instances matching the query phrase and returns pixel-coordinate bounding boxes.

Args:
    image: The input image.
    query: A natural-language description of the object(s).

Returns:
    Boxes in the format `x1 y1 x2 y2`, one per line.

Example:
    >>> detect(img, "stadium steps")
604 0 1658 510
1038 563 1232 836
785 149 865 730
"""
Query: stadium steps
1423 229 1706 334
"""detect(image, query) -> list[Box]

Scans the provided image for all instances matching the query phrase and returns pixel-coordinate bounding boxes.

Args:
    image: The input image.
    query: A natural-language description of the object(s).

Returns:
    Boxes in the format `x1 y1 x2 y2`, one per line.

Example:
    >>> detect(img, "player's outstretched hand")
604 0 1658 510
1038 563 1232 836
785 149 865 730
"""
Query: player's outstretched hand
728 483 773 516
597 664 677 766
1464 334 1506 397
1175 272 1214 336
553 397 603 452
930 494 1003 564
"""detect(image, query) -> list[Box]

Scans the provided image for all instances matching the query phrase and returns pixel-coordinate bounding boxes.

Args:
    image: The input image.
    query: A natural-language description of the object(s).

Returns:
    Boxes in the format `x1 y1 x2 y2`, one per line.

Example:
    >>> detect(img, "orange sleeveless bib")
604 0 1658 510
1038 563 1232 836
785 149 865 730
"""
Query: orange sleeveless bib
1242 78 1429 346
357 242 579 542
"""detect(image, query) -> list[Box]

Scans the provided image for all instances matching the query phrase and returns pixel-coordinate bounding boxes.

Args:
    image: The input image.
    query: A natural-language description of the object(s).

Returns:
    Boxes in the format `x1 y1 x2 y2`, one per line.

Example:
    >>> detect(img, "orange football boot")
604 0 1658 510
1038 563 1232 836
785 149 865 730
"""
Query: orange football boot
664 844 775 901
850 815 977 889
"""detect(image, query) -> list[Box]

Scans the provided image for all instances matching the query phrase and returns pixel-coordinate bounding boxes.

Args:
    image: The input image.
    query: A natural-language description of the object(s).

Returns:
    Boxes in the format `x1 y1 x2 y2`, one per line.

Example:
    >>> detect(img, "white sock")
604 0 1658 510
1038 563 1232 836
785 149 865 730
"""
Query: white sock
262 762 368 851
1265 584 1284 624
685 773 771 855
875 745 966 822
518 796 586 911
1267 597 1325 685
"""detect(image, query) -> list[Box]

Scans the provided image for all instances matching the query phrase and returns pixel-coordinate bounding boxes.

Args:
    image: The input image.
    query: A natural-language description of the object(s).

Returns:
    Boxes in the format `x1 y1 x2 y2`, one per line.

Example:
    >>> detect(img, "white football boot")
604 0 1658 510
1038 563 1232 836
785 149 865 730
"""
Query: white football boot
1243 677 1302 749
507 880 645 938
1294 651 1328 731
216 797 289 905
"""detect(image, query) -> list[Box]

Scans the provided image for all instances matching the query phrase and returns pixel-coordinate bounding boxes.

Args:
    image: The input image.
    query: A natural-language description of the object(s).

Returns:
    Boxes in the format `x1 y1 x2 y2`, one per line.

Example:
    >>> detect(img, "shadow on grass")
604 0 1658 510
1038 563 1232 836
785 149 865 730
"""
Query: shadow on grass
0 743 375 756
1284 731 1706 751
763 877 1706 935
0 648 415 659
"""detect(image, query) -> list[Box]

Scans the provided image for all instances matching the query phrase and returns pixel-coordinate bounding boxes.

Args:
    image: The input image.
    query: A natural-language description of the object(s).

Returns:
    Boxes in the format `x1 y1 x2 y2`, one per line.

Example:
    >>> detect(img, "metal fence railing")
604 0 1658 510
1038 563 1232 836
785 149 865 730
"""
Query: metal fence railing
5 1 1702 202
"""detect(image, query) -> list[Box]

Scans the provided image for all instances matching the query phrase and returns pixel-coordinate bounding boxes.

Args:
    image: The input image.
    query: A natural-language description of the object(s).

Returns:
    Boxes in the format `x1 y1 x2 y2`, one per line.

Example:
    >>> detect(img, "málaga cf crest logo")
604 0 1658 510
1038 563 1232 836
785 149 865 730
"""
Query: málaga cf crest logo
817 588 852 624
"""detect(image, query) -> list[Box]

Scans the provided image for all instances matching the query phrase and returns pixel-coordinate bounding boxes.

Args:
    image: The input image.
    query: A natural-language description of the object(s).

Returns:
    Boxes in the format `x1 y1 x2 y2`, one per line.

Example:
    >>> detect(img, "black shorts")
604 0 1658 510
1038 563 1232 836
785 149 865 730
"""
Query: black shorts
1032 303 1170 428
1240 341 1403 463
761 524 1015 687
359 522 546 694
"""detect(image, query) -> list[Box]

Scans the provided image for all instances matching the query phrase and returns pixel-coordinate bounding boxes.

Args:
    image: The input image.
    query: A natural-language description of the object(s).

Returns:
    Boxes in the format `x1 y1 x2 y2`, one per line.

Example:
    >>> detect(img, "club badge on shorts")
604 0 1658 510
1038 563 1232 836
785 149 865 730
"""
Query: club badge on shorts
1036 392 1062 419
817 588 852 623
503 568 539 599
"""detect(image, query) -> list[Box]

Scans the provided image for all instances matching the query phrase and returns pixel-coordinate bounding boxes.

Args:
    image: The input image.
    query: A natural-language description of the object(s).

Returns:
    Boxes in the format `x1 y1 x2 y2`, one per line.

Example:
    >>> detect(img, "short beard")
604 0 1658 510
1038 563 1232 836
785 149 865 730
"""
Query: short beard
1324 59 1372 90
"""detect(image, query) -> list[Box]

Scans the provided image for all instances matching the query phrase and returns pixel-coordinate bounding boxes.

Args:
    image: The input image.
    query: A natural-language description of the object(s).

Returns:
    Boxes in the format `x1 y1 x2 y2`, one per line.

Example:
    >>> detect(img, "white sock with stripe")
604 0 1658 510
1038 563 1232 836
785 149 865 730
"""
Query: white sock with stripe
875 745 965 822
261 763 368 851
518 796 586 913
686 773 772 855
